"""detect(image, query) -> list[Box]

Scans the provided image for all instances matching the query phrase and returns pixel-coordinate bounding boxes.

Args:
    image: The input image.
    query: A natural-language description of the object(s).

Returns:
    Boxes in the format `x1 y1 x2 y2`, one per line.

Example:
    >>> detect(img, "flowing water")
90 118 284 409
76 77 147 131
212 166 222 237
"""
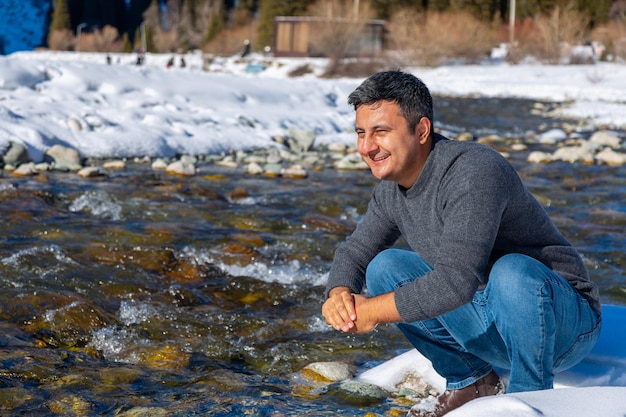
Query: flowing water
0 97 624 416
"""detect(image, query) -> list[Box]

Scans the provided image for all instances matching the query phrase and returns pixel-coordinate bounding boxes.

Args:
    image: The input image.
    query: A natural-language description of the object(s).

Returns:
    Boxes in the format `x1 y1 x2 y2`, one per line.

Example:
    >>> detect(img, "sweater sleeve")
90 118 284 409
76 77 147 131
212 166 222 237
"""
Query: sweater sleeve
325 187 401 297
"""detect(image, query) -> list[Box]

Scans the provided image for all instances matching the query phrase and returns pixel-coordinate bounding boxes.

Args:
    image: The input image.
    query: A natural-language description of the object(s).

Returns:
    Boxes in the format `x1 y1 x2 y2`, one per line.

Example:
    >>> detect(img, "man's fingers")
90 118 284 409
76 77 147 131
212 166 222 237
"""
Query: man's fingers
322 291 356 331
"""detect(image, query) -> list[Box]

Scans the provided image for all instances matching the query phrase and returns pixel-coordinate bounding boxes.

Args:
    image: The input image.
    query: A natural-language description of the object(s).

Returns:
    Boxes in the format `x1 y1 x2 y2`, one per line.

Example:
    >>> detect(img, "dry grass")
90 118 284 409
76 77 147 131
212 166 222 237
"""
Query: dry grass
591 20 626 62
514 2 589 64
203 24 258 56
48 29 74 51
388 9 498 67
75 26 124 53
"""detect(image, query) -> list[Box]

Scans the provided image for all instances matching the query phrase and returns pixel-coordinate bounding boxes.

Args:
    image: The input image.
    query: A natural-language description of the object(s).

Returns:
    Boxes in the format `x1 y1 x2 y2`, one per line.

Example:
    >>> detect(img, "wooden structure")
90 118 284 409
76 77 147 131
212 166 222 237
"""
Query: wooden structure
273 16 385 58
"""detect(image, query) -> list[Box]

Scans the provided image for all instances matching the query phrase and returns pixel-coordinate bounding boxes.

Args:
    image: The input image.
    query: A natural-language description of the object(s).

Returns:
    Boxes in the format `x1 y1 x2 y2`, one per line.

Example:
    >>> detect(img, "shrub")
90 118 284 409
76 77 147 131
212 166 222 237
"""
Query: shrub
519 2 590 64
48 29 74 51
388 9 498 67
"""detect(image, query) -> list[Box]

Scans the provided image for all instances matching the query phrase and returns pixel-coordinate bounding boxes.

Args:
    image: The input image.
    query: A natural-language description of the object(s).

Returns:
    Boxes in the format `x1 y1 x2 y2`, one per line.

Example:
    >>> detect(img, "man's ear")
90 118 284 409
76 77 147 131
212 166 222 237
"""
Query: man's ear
416 117 431 144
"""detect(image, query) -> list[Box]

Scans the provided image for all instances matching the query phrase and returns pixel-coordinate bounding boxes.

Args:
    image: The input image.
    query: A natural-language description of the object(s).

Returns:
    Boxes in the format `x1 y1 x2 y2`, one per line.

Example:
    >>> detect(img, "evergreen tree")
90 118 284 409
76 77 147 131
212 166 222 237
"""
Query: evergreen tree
49 0 72 32
256 0 312 49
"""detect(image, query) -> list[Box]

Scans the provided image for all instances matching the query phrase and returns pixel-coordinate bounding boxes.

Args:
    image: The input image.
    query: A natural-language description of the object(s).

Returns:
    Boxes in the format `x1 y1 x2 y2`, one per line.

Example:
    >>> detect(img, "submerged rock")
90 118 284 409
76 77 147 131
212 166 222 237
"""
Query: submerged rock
328 380 389 405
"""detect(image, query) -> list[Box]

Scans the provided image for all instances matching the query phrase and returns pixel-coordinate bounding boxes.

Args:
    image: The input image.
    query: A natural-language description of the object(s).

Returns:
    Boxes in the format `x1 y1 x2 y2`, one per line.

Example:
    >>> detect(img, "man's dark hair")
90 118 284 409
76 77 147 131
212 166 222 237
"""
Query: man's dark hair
347 70 434 133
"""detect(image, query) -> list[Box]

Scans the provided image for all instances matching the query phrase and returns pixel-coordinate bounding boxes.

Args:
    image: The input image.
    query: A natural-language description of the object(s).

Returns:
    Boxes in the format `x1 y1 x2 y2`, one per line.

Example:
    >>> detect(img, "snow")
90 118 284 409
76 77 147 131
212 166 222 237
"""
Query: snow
2 50 626 164
358 305 626 416
1 50 626 416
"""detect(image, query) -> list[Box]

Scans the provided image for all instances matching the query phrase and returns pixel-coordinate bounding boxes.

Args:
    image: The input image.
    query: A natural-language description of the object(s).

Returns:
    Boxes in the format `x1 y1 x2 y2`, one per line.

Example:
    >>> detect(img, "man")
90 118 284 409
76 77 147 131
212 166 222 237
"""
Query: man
322 70 602 416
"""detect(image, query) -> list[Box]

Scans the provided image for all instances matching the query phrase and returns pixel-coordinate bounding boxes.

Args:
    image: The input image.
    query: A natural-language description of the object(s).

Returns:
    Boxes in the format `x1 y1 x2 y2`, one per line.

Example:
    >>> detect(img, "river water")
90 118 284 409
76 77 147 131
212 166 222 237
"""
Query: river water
0 96 624 416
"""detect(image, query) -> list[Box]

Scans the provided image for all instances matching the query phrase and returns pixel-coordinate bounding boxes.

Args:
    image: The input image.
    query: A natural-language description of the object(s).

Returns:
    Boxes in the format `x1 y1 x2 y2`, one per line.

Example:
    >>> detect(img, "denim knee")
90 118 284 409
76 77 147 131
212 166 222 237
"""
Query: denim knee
487 254 548 298
365 249 432 296
365 249 399 295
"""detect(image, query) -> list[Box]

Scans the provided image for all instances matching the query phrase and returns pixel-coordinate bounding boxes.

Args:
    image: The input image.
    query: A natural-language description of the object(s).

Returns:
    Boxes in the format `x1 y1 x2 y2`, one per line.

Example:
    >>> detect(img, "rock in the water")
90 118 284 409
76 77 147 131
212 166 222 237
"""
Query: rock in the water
166 160 196 176
10 162 38 177
301 362 354 383
46 144 82 171
328 380 389 405
78 167 107 178
2 141 30 166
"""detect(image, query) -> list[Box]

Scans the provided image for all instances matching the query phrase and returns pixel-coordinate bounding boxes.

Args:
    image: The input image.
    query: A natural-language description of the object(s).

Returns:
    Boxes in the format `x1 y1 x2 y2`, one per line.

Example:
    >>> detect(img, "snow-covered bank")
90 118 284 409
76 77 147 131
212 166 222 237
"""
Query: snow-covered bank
1 51 626 165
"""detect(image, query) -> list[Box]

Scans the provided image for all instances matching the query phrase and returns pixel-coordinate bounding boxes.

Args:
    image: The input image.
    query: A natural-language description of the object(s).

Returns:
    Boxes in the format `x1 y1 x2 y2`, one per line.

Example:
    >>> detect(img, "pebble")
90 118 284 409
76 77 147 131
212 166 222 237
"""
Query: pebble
151 158 168 170
103 160 126 169
78 166 107 178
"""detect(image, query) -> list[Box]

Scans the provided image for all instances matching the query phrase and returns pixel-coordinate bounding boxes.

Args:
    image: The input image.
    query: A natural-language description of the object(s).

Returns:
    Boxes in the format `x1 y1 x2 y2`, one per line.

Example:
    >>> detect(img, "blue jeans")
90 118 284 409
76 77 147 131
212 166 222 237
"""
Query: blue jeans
365 249 601 393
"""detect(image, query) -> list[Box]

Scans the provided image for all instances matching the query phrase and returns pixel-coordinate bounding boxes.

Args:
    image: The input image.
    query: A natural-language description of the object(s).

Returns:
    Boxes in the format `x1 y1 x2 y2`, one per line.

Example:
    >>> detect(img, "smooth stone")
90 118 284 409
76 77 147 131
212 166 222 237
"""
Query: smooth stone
589 131 621 149
2 141 30 166
335 153 368 170
538 128 567 144
103 160 126 169
595 147 626 165
78 166 106 177
151 158 168 170
527 151 554 163
10 162 38 176
166 160 196 176
302 362 354 382
552 146 594 164
46 144 82 171
281 164 307 178
329 380 388 405
244 162 264 175
66 117 82 131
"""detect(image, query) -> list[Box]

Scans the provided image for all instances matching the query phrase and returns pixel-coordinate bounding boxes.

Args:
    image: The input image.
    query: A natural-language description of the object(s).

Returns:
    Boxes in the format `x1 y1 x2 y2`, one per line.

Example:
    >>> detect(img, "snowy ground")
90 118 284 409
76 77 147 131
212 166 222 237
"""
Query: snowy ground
1 50 626 164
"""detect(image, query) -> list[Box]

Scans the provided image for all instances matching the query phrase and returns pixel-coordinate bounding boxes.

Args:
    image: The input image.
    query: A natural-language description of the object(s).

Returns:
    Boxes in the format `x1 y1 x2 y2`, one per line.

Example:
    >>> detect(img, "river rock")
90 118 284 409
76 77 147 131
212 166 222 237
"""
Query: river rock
166 160 196 176
244 162 264 175
2 141 30 166
552 146 594 164
328 380 389 405
66 117 83 131
103 160 126 169
116 407 168 417
456 132 474 142
286 129 316 153
78 166 106 178
595 147 626 165
327 142 348 153
281 164 307 178
538 128 567 144
151 158 168 170
10 162 38 177
215 155 238 168
46 144 82 171
334 153 368 170
527 151 554 163
302 362 355 383
263 163 282 177
590 130 621 149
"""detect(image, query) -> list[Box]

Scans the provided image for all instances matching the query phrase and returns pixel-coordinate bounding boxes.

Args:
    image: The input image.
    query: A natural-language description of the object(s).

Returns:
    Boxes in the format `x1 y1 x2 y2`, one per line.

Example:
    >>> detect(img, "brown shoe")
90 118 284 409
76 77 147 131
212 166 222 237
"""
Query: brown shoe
408 370 504 417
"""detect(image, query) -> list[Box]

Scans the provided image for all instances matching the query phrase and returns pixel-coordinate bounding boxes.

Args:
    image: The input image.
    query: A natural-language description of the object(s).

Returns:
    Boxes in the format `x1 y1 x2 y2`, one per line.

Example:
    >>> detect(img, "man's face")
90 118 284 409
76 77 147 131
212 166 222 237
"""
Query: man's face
355 100 431 188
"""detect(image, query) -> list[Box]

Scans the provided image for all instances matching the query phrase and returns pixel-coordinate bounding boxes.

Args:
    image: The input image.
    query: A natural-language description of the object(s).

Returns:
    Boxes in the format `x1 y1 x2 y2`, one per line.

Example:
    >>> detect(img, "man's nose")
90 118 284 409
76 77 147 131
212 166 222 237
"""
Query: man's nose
358 133 376 154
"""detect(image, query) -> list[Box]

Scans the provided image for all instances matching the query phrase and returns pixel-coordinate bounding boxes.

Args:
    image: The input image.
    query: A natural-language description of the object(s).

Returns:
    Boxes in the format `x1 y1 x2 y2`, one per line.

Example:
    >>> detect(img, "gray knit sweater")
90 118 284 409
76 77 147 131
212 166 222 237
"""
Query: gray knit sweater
326 134 601 322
